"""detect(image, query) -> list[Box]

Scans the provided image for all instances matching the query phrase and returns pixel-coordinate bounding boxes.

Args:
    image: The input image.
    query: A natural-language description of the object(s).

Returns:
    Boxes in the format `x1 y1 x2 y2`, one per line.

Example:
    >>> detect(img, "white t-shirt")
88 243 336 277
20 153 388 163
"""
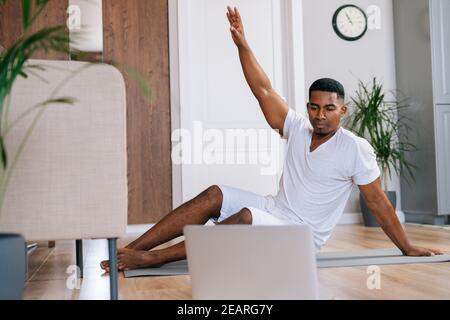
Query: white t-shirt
274 108 380 248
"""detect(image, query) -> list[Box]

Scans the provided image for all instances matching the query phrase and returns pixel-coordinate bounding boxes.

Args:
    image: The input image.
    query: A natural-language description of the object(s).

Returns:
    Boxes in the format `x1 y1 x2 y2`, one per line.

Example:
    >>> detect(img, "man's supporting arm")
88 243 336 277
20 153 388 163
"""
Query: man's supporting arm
358 178 443 256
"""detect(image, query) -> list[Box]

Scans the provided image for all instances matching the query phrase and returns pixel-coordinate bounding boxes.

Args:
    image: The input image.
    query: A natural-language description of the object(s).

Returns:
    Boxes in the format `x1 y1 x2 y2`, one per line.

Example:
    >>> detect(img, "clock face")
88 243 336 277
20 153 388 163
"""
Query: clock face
333 5 368 41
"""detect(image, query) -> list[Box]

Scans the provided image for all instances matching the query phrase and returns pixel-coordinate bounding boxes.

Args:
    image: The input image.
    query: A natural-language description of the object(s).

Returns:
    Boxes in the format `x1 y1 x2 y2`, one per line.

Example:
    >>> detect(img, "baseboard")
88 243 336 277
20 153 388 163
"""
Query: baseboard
127 212 404 230
405 212 448 225
338 211 406 225
396 210 406 224
338 213 363 225
126 224 154 234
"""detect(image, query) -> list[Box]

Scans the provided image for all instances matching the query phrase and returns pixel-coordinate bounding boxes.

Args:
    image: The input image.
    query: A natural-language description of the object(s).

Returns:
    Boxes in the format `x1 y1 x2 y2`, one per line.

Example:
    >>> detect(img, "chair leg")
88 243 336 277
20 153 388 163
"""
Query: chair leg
108 238 118 300
75 240 83 278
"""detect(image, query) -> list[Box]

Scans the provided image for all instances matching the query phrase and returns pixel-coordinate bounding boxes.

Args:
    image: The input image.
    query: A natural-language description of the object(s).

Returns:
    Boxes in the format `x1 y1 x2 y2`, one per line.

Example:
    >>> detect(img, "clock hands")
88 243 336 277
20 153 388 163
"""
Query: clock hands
345 12 354 25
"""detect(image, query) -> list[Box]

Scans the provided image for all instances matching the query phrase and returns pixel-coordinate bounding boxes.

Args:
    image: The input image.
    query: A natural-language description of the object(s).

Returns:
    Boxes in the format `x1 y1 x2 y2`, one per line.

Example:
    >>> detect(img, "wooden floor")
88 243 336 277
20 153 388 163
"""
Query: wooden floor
23 224 450 300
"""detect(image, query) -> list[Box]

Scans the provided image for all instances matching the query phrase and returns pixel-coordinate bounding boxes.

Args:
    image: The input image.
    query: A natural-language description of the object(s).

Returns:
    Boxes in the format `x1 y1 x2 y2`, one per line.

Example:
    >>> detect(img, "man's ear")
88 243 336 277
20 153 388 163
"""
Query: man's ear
340 104 348 117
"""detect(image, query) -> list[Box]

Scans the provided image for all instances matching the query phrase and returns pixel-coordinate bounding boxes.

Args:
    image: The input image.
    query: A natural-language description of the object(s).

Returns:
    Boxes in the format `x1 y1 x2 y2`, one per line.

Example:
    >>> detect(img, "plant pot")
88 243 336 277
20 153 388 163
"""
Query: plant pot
0 233 26 300
360 191 397 228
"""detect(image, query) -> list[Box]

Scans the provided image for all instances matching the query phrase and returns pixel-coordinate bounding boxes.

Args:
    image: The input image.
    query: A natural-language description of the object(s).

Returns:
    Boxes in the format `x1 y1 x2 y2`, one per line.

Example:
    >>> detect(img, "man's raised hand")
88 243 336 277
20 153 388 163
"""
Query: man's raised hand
226 6 248 48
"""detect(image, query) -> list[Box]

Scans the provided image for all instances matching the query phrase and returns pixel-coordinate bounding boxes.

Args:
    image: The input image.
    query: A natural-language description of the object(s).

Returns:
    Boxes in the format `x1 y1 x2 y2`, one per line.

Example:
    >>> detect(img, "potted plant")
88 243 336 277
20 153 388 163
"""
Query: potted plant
345 78 416 227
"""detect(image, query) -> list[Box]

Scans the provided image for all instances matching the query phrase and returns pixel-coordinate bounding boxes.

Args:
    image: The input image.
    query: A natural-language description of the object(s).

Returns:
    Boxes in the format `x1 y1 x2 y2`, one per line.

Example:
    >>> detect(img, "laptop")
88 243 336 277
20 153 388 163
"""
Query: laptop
183 225 319 300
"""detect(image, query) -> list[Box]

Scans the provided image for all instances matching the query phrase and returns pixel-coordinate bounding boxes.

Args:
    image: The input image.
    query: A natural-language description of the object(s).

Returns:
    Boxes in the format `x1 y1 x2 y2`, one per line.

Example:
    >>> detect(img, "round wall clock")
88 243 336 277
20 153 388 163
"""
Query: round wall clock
332 5 368 41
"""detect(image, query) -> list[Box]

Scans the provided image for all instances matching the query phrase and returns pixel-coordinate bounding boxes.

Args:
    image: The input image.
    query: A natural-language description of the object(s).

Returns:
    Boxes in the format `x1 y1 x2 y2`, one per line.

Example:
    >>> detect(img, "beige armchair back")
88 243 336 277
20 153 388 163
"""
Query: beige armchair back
0 59 128 242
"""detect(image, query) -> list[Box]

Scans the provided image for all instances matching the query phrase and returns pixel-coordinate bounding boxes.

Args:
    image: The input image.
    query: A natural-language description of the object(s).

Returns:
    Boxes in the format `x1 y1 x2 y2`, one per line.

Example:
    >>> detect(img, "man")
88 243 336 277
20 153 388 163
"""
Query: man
101 6 441 272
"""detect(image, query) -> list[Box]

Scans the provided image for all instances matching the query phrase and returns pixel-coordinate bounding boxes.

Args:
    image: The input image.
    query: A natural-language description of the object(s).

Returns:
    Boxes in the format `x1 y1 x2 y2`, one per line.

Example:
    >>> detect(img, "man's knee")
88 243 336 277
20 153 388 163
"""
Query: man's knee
237 208 253 225
203 185 223 208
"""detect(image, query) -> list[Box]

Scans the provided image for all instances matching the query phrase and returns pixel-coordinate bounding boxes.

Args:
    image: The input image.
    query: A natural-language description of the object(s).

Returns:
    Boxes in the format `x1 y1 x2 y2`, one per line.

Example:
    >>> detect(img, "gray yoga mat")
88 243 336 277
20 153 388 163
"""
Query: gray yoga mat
123 248 450 278
316 248 450 268
124 259 190 277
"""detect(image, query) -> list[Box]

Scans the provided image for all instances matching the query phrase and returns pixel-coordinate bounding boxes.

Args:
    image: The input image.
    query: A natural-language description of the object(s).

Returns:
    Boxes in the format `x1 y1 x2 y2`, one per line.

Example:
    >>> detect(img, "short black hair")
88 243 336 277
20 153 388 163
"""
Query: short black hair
309 78 345 101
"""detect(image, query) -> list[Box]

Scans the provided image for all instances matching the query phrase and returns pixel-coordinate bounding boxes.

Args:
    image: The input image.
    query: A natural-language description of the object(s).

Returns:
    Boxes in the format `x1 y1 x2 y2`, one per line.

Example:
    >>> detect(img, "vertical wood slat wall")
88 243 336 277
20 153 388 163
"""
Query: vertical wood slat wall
0 0 172 224
103 0 172 224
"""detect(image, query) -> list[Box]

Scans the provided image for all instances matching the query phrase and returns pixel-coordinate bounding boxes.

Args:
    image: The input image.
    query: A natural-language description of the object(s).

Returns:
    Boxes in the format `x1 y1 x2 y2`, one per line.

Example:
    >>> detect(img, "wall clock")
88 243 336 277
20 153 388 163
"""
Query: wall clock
332 5 368 41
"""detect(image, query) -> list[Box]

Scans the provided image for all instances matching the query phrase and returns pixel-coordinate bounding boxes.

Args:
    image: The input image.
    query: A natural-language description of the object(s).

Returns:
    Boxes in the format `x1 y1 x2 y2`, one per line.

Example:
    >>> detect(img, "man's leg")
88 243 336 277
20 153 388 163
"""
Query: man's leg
101 185 224 271
116 208 253 270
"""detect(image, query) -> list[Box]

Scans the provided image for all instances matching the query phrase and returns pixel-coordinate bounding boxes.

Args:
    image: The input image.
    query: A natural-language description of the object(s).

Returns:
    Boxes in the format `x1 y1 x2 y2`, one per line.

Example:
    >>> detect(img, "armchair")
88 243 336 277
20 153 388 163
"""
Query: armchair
0 59 128 300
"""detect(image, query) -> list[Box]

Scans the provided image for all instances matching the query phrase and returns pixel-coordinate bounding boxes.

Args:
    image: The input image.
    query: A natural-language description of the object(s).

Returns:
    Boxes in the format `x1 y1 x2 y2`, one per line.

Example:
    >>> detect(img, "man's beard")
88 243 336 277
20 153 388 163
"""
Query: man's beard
314 127 329 136
314 126 338 137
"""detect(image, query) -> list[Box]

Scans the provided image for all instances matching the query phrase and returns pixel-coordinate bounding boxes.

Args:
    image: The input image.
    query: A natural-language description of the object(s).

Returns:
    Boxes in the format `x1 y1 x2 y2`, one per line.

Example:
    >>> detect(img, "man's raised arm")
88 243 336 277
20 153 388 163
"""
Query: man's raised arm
227 6 288 135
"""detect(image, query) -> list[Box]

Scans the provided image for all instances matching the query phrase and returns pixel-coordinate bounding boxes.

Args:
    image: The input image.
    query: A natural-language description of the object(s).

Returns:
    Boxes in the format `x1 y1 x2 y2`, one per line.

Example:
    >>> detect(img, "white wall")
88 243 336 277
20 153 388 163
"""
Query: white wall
302 0 404 222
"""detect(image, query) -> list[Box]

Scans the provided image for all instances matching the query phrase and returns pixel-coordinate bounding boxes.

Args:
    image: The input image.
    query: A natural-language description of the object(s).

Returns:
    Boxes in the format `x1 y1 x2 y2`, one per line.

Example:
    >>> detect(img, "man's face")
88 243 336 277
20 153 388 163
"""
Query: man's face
307 91 347 135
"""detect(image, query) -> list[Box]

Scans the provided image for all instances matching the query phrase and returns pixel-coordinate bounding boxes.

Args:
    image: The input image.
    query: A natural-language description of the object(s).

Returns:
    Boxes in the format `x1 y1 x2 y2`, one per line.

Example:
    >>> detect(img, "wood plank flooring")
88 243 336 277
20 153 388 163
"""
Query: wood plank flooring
23 224 450 300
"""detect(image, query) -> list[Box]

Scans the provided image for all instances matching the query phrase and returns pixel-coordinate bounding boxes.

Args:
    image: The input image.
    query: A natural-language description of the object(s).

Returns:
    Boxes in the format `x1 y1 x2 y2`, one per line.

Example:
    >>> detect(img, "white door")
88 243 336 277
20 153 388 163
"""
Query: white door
173 0 282 202
435 105 450 215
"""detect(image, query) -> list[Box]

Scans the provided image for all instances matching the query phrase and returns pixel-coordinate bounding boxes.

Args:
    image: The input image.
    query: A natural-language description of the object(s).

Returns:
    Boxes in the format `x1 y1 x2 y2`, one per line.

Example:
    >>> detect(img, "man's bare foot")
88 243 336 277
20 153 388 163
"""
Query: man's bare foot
117 248 165 271
100 259 111 273
100 248 164 273
100 245 134 273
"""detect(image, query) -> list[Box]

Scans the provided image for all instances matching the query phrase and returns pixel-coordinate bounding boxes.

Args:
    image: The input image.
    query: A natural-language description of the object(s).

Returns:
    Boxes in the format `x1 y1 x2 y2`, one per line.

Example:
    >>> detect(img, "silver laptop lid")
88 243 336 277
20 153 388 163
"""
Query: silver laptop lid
184 225 319 300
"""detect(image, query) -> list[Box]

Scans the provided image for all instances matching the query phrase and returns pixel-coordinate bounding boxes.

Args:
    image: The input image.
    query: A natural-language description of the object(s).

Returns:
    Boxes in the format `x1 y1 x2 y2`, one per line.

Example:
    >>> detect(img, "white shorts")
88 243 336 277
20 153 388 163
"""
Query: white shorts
213 185 300 226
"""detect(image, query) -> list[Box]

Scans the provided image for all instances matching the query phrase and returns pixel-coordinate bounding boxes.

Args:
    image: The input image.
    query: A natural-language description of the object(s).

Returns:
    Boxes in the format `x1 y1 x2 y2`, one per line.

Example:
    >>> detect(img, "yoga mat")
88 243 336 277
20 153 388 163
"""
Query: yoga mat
123 248 450 278
317 248 450 268
317 248 404 260
124 260 190 277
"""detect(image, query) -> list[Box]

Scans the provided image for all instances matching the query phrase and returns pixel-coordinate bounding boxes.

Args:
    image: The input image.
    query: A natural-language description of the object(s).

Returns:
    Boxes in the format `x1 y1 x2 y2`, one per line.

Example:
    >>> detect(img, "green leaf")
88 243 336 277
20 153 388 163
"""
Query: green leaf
22 0 50 31
22 0 31 30
0 135 7 169
19 70 28 78
125 66 152 103
47 97 77 104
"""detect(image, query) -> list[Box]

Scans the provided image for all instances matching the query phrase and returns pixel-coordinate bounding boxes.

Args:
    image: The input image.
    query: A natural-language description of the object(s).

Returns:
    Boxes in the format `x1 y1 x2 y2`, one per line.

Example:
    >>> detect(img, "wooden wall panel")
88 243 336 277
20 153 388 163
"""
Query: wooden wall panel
0 0 68 60
103 0 172 224
0 0 22 48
